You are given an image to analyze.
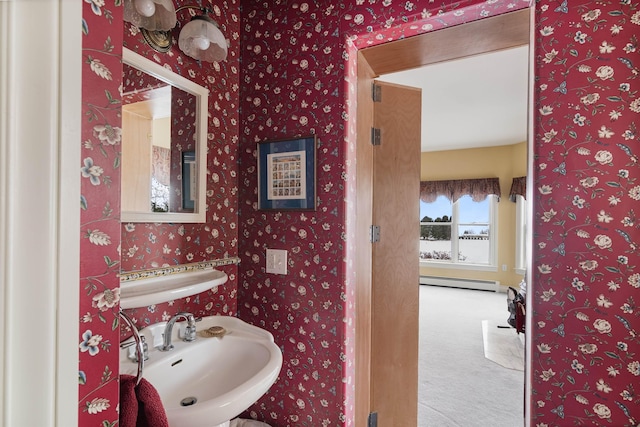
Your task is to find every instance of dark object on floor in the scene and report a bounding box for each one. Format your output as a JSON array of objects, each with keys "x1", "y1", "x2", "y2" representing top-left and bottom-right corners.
[{"x1": 507, "y1": 286, "x2": 526, "y2": 334}]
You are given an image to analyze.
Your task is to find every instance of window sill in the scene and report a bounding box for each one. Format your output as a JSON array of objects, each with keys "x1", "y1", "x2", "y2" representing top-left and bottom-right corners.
[{"x1": 419, "y1": 261, "x2": 497, "y2": 272}]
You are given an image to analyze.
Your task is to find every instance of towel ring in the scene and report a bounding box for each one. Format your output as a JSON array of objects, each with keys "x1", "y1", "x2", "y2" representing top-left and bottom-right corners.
[{"x1": 119, "y1": 310, "x2": 144, "y2": 386}]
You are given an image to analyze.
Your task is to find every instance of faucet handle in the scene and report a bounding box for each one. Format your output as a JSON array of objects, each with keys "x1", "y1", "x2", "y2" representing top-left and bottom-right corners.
[
  {"x1": 138, "y1": 335, "x2": 149, "y2": 361},
  {"x1": 183, "y1": 324, "x2": 197, "y2": 342},
  {"x1": 182, "y1": 313, "x2": 199, "y2": 342},
  {"x1": 126, "y1": 335, "x2": 149, "y2": 362}
]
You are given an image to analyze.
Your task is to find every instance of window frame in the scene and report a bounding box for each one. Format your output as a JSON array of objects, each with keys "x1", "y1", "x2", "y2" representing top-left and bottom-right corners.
[
  {"x1": 514, "y1": 195, "x2": 527, "y2": 275},
  {"x1": 419, "y1": 194, "x2": 498, "y2": 271}
]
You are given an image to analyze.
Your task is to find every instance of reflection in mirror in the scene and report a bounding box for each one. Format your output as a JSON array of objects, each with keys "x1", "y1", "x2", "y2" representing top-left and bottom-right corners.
[{"x1": 121, "y1": 47, "x2": 208, "y2": 223}]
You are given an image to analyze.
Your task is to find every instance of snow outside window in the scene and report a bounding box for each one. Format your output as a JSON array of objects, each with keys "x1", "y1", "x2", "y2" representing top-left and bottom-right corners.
[
  {"x1": 419, "y1": 194, "x2": 497, "y2": 270},
  {"x1": 515, "y1": 195, "x2": 528, "y2": 275}
]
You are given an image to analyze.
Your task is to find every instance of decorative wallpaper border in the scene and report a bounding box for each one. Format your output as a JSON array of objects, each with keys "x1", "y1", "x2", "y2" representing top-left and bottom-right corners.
[{"x1": 119, "y1": 257, "x2": 241, "y2": 283}]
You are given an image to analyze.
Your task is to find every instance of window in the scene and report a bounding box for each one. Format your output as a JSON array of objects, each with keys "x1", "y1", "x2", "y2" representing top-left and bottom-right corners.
[
  {"x1": 420, "y1": 194, "x2": 497, "y2": 268},
  {"x1": 514, "y1": 195, "x2": 528, "y2": 274}
]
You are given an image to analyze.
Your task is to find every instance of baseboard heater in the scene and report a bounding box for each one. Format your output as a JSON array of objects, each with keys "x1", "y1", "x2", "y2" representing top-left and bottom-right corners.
[{"x1": 420, "y1": 275, "x2": 499, "y2": 292}]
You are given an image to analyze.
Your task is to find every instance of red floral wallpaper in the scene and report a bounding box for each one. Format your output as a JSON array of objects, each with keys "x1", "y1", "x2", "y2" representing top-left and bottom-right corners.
[
  {"x1": 169, "y1": 88, "x2": 196, "y2": 212},
  {"x1": 80, "y1": 0, "x2": 240, "y2": 424},
  {"x1": 531, "y1": 2, "x2": 640, "y2": 425},
  {"x1": 120, "y1": 0, "x2": 240, "y2": 273},
  {"x1": 119, "y1": 0, "x2": 241, "y2": 325},
  {"x1": 240, "y1": 0, "x2": 639, "y2": 426},
  {"x1": 238, "y1": 0, "x2": 349, "y2": 424},
  {"x1": 78, "y1": 0, "x2": 639, "y2": 425},
  {"x1": 238, "y1": 1, "x2": 533, "y2": 426},
  {"x1": 79, "y1": 2, "x2": 123, "y2": 425}
]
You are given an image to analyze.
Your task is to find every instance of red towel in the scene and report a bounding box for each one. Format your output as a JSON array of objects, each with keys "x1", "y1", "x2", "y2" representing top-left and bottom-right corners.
[{"x1": 120, "y1": 375, "x2": 169, "y2": 427}]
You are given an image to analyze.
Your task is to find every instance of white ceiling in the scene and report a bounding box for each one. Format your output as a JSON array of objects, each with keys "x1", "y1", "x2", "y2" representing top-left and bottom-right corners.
[{"x1": 376, "y1": 45, "x2": 529, "y2": 152}]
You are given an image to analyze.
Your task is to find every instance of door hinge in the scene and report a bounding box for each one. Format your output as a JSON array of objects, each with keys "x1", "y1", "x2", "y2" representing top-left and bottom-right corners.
[
  {"x1": 371, "y1": 127, "x2": 381, "y2": 146},
  {"x1": 370, "y1": 225, "x2": 381, "y2": 243},
  {"x1": 368, "y1": 412, "x2": 378, "y2": 427},
  {"x1": 372, "y1": 83, "x2": 382, "y2": 102}
]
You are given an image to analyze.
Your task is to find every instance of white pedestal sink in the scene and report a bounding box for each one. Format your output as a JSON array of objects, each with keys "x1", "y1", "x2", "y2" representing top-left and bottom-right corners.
[{"x1": 120, "y1": 315, "x2": 282, "y2": 427}]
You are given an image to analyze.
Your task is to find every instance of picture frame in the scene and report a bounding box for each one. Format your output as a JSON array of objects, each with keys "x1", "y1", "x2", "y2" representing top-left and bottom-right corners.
[
  {"x1": 181, "y1": 150, "x2": 196, "y2": 211},
  {"x1": 257, "y1": 135, "x2": 317, "y2": 211}
]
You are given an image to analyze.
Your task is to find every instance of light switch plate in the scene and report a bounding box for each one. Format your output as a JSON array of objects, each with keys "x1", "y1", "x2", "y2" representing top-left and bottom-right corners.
[{"x1": 266, "y1": 249, "x2": 287, "y2": 275}]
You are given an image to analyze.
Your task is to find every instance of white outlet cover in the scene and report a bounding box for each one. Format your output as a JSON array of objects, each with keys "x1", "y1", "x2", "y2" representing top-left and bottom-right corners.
[{"x1": 266, "y1": 249, "x2": 287, "y2": 275}]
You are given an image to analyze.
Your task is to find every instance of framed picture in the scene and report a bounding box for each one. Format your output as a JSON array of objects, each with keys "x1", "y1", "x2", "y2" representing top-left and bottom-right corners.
[
  {"x1": 257, "y1": 135, "x2": 317, "y2": 211},
  {"x1": 181, "y1": 151, "x2": 196, "y2": 211}
]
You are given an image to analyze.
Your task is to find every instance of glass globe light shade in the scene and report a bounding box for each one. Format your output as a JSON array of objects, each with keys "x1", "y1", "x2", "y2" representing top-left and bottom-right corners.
[
  {"x1": 178, "y1": 16, "x2": 228, "y2": 63},
  {"x1": 192, "y1": 36, "x2": 211, "y2": 51},
  {"x1": 123, "y1": 0, "x2": 176, "y2": 31},
  {"x1": 134, "y1": 0, "x2": 155, "y2": 17}
]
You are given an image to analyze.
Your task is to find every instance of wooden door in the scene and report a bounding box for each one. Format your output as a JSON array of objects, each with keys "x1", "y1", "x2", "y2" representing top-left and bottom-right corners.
[
  {"x1": 370, "y1": 80, "x2": 421, "y2": 425},
  {"x1": 121, "y1": 109, "x2": 152, "y2": 212},
  {"x1": 354, "y1": 51, "x2": 375, "y2": 426},
  {"x1": 357, "y1": 11, "x2": 529, "y2": 425}
]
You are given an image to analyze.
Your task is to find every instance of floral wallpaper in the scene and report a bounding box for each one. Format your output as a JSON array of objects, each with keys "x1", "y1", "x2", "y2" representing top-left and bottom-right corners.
[
  {"x1": 238, "y1": 1, "x2": 532, "y2": 426},
  {"x1": 120, "y1": 0, "x2": 240, "y2": 274},
  {"x1": 79, "y1": 0, "x2": 241, "y2": 425},
  {"x1": 119, "y1": 0, "x2": 241, "y2": 328},
  {"x1": 169, "y1": 87, "x2": 197, "y2": 212},
  {"x1": 77, "y1": 0, "x2": 639, "y2": 425},
  {"x1": 238, "y1": 1, "x2": 347, "y2": 424},
  {"x1": 240, "y1": 0, "x2": 639, "y2": 426},
  {"x1": 531, "y1": 1, "x2": 640, "y2": 426},
  {"x1": 79, "y1": 1, "x2": 123, "y2": 425}
]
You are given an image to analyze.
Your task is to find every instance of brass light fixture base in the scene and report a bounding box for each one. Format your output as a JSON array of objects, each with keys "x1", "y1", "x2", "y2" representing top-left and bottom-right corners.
[{"x1": 141, "y1": 28, "x2": 172, "y2": 53}]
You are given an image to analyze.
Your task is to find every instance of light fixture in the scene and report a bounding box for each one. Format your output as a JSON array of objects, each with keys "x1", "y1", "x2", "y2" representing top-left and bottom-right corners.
[
  {"x1": 178, "y1": 14, "x2": 228, "y2": 62},
  {"x1": 123, "y1": 0, "x2": 177, "y2": 31},
  {"x1": 126, "y1": 2, "x2": 228, "y2": 63}
]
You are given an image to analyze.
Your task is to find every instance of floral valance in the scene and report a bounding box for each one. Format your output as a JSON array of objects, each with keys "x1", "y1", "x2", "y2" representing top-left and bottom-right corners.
[
  {"x1": 509, "y1": 176, "x2": 527, "y2": 202},
  {"x1": 419, "y1": 178, "x2": 501, "y2": 203}
]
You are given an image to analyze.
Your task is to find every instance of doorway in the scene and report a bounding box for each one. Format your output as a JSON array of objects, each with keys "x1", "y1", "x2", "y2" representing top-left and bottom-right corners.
[
  {"x1": 355, "y1": 7, "x2": 532, "y2": 426},
  {"x1": 376, "y1": 41, "x2": 528, "y2": 425}
]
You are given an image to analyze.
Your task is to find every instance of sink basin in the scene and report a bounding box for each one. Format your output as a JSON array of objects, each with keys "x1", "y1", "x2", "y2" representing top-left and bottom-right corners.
[{"x1": 120, "y1": 315, "x2": 282, "y2": 427}]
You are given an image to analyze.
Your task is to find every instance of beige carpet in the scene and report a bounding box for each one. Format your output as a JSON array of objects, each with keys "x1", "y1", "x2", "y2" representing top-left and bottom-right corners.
[
  {"x1": 482, "y1": 319, "x2": 525, "y2": 371},
  {"x1": 418, "y1": 285, "x2": 525, "y2": 427}
]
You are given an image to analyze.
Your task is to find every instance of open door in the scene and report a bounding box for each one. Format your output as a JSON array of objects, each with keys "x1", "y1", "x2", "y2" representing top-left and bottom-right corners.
[
  {"x1": 370, "y1": 80, "x2": 422, "y2": 425},
  {"x1": 357, "y1": 10, "x2": 530, "y2": 425}
]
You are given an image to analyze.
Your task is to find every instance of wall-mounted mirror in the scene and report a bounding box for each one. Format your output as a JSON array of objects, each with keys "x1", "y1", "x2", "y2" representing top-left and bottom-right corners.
[{"x1": 121, "y1": 47, "x2": 208, "y2": 223}]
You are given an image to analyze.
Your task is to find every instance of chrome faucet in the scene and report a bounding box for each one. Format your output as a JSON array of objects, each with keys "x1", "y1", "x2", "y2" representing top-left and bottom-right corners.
[{"x1": 160, "y1": 312, "x2": 197, "y2": 351}]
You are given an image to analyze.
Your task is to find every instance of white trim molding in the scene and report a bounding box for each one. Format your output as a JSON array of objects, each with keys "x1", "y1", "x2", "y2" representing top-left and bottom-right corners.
[{"x1": 0, "y1": 1, "x2": 81, "y2": 426}]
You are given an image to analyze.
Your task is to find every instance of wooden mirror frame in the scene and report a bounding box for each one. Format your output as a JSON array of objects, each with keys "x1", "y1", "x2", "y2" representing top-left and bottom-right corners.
[{"x1": 121, "y1": 47, "x2": 208, "y2": 223}]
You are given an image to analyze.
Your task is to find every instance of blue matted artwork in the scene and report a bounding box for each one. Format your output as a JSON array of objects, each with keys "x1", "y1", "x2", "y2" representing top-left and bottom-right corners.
[{"x1": 257, "y1": 135, "x2": 317, "y2": 210}]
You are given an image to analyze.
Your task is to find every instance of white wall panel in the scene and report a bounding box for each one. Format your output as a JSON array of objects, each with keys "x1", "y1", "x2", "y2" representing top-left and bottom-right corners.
[{"x1": 0, "y1": 1, "x2": 80, "y2": 425}]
